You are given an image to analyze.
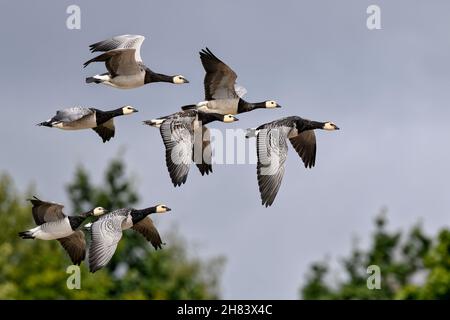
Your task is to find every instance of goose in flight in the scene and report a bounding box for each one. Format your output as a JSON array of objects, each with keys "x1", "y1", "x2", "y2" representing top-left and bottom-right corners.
[
  {"x1": 84, "y1": 35, "x2": 189, "y2": 89},
  {"x1": 37, "y1": 106, "x2": 138, "y2": 142},
  {"x1": 246, "y1": 117, "x2": 339, "y2": 207},
  {"x1": 144, "y1": 110, "x2": 239, "y2": 187},
  {"x1": 88, "y1": 204, "x2": 171, "y2": 273},
  {"x1": 181, "y1": 48, "x2": 281, "y2": 114},
  {"x1": 18, "y1": 197, "x2": 108, "y2": 265}
]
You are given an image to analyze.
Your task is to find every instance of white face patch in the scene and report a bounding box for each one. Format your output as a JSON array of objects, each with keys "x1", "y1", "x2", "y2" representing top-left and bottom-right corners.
[
  {"x1": 265, "y1": 100, "x2": 277, "y2": 108},
  {"x1": 173, "y1": 75, "x2": 187, "y2": 84},
  {"x1": 156, "y1": 205, "x2": 170, "y2": 213},
  {"x1": 323, "y1": 122, "x2": 337, "y2": 131},
  {"x1": 223, "y1": 115, "x2": 238, "y2": 123},
  {"x1": 122, "y1": 106, "x2": 136, "y2": 115},
  {"x1": 93, "y1": 207, "x2": 107, "y2": 216},
  {"x1": 54, "y1": 122, "x2": 65, "y2": 129}
]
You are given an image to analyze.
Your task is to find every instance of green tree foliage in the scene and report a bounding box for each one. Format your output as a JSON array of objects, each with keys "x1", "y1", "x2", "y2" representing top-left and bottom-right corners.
[
  {"x1": 300, "y1": 211, "x2": 450, "y2": 300},
  {"x1": 0, "y1": 157, "x2": 224, "y2": 299}
]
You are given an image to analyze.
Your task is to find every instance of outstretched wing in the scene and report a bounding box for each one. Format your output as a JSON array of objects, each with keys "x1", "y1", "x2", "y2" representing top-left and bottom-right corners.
[
  {"x1": 131, "y1": 217, "x2": 164, "y2": 250},
  {"x1": 234, "y1": 84, "x2": 247, "y2": 98},
  {"x1": 52, "y1": 107, "x2": 94, "y2": 124},
  {"x1": 194, "y1": 126, "x2": 212, "y2": 176},
  {"x1": 289, "y1": 130, "x2": 317, "y2": 168},
  {"x1": 199, "y1": 48, "x2": 239, "y2": 100},
  {"x1": 92, "y1": 119, "x2": 115, "y2": 143},
  {"x1": 256, "y1": 128, "x2": 289, "y2": 207},
  {"x1": 29, "y1": 196, "x2": 66, "y2": 225},
  {"x1": 88, "y1": 214, "x2": 126, "y2": 273},
  {"x1": 58, "y1": 230, "x2": 86, "y2": 265},
  {"x1": 159, "y1": 116, "x2": 194, "y2": 187},
  {"x1": 89, "y1": 34, "x2": 145, "y2": 62},
  {"x1": 83, "y1": 48, "x2": 141, "y2": 76}
]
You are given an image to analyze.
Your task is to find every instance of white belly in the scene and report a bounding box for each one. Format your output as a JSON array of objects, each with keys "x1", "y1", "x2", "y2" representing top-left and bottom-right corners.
[
  {"x1": 57, "y1": 116, "x2": 97, "y2": 130},
  {"x1": 198, "y1": 99, "x2": 239, "y2": 115},
  {"x1": 32, "y1": 217, "x2": 73, "y2": 240},
  {"x1": 107, "y1": 73, "x2": 145, "y2": 89},
  {"x1": 121, "y1": 214, "x2": 133, "y2": 230}
]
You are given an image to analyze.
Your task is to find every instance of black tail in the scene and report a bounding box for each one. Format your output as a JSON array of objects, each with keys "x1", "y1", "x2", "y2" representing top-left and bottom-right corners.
[
  {"x1": 181, "y1": 104, "x2": 197, "y2": 111},
  {"x1": 86, "y1": 77, "x2": 102, "y2": 84},
  {"x1": 18, "y1": 231, "x2": 34, "y2": 239},
  {"x1": 37, "y1": 121, "x2": 52, "y2": 127}
]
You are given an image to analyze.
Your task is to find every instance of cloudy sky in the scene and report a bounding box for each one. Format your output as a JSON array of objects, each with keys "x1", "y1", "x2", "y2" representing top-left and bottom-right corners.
[{"x1": 1, "y1": 0, "x2": 449, "y2": 299}]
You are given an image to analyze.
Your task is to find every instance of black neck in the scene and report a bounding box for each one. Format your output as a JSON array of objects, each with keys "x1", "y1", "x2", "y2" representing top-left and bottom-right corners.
[
  {"x1": 197, "y1": 112, "x2": 223, "y2": 125},
  {"x1": 237, "y1": 100, "x2": 265, "y2": 114},
  {"x1": 131, "y1": 207, "x2": 157, "y2": 224},
  {"x1": 298, "y1": 120, "x2": 325, "y2": 132},
  {"x1": 95, "y1": 108, "x2": 123, "y2": 125},
  {"x1": 146, "y1": 70, "x2": 173, "y2": 84},
  {"x1": 68, "y1": 215, "x2": 88, "y2": 230}
]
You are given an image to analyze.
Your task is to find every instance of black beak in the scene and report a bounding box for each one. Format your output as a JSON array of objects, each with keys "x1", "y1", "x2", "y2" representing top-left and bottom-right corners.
[
  {"x1": 166, "y1": 207, "x2": 172, "y2": 212},
  {"x1": 334, "y1": 126, "x2": 340, "y2": 130},
  {"x1": 183, "y1": 79, "x2": 190, "y2": 83},
  {"x1": 134, "y1": 109, "x2": 139, "y2": 113},
  {"x1": 234, "y1": 117, "x2": 239, "y2": 121},
  {"x1": 276, "y1": 105, "x2": 282, "y2": 108}
]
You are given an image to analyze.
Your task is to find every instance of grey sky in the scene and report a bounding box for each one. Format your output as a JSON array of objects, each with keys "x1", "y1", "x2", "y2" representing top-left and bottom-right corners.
[{"x1": 1, "y1": 0, "x2": 449, "y2": 299}]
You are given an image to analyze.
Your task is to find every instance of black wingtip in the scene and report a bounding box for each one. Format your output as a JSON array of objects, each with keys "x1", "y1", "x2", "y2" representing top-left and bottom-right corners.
[
  {"x1": 200, "y1": 47, "x2": 216, "y2": 59},
  {"x1": 83, "y1": 58, "x2": 94, "y2": 68},
  {"x1": 89, "y1": 265, "x2": 100, "y2": 273},
  {"x1": 262, "y1": 199, "x2": 274, "y2": 208},
  {"x1": 28, "y1": 196, "x2": 42, "y2": 205},
  {"x1": 172, "y1": 179, "x2": 187, "y2": 188}
]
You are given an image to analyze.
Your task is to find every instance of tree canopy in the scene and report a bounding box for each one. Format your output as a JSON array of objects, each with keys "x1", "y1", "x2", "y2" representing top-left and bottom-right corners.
[
  {"x1": 300, "y1": 211, "x2": 450, "y2": 300},
  {"x1": 0, "y1": 157, "x2": 224, "y2": 299}
]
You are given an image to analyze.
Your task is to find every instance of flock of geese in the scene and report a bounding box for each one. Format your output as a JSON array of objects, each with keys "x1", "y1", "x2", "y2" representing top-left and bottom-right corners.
[
  {"x1": 20, "y1": 34, "x2": 339, "y2": 270},
  {"x1": 19, "y1": 197, "x2": 170, "y2": 272}
]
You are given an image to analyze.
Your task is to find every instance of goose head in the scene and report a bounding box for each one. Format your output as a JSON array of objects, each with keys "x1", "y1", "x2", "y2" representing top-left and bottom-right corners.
[
  {"x1": 222, "y1": 114, "x2": 239, "y2": 123},
  {"x1": 122, "y1": 106, "x2": 139, "y2": 115},
  {"x1": 323, "y1": 122, "x2": 340, "y2": 131},
  {"x1": 156, "y1": 204, "x2": 171, "y2": 214},
  {"x1": 172, "y1": 75, "x2": 189, "y2": 84},
  {"x1": 91, "y1": 207, "x2": 109, "y2": 216},
  {"x1": 264, "y1": 100, "x2": 281, "y2": 109}
]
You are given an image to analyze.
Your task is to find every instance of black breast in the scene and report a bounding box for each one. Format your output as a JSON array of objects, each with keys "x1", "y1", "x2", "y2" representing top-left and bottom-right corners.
[
  {"x1": 67, "y1": 216, "x2": 85, "y2": 230},
  {"x1": 94, "y1": 109, "x2": 119, "y2": 126}
]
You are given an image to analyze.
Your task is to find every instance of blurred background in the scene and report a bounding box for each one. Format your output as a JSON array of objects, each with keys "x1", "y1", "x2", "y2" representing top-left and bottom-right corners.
[{"x1": 0, "y1": 0, "x2": 449, "y2": 299}]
